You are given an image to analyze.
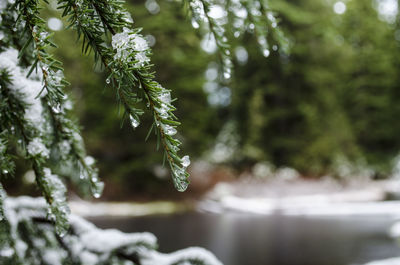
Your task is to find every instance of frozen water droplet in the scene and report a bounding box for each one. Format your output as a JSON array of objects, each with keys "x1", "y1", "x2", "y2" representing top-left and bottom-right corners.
[
  {"x1": 172, "y1": 168, "x2": 189, "y2": 192},
  {"x1": 158, "y1": 91, "x2": 171, "y2": 104},
  {"x1": 92, "y1": 181, "x2": 104, "y2": 198},
  {"x1": 181, "y1": 155, "x2": 191, "y2": 168},
  {"x1": 56, "y1": 226, "x2": 67, "y2": 237},
  {"x1": 129, "y1": 115, "x2": 140, "y2": 128},
  {"x1": 106, "y1": 78, "x2": 111, "y2": 84},
  {"x1": 191, "y1": 19, "x2": 200, "y2": 29},
  {"x1": 263, "y1": 49, "x2": 270, "y2": 57},
  {"x1": 40, "y1": 32, "x2": 48, "y2": 40},
  {"x1": 164, "y1": 125, "x2": 177, "y2": 136},
  {"x1": 223, "y1": 72, "x2": 231, "y2": 79},
  {"x1": 176, "y1": 181, "x2": 188, "y2": 192},
  {"x1": 52, "y1": 104, "x2": 62, "y2": 114}
]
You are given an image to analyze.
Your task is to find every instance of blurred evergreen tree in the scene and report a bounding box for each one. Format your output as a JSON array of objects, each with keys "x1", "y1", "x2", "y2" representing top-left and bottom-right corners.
[{"x1": 229, "y1": 0, "x2": 400, "y2": 177}]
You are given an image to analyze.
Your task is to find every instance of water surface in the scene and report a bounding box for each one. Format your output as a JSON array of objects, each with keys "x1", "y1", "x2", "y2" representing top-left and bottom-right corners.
[{"x1": 90, "y1": 212, "x2": 400, "y2": 265}]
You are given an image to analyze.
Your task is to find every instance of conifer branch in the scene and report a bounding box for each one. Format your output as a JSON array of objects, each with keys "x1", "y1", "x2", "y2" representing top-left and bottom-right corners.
[{"x1": 59, "y1": 0, "x2": 191, "y2": 191}]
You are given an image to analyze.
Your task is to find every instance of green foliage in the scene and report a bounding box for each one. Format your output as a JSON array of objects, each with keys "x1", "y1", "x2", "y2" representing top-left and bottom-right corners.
[{"x1": 229, "y1": 0, "x2": 400, "y2": 176}]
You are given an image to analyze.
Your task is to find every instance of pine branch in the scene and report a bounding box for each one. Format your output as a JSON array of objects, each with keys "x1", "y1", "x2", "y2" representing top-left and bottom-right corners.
[
  {"x1": 58, "y1": 0, "x2": 191, "y2": 191},
  {"x1": 0, "y1": 71, "x2": 70, "y2": 236},
  {"x1": 16, "y1": 0, "x2": 104, "y2": 198},
  {"x1": 186, "y1": 0, "x2": 233, "y2": 79}
]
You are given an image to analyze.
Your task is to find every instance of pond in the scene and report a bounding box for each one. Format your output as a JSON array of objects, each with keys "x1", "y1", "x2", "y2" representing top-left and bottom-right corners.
[{"x1": 90, "y1": 212, "x2": 400, "y2": 265}]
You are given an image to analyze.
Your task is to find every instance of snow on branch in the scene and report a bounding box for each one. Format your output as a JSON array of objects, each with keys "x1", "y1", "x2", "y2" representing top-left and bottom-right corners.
[{"x1": 0, "y1": 196, "x2": 223, "y2": 265}]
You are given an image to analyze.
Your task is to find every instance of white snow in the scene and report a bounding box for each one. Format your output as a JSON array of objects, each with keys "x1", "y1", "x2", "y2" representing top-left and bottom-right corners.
[
  {"x1": 134, "y1": 51, "x2": 150, "y2": 67},
  {"x1": 80, "y1": 229, "x2": 156, "y2": 253},
  {"x1": 0, "y1": 48, "x2": 51, "y2": 140},
  {"x1": 181, "y1": 155, "x2": 191, "y2": 168},
  {"x1": 364, "y1": 257, "x2": 400, "y2": 265},
  {"x1": 200, "y1": 179, "x2": 400, "y2": 217},
  {"x1": 142, "y1": 247, "x2": 223, "y2": 265},
  {"x1": 69, "y1": 214, "x2": 157, "y2": 253},
  {"x1": 43, "y1": 249, "x2": 64, "y2": 265},
  {"x1": 111, "y1": 27, "x2": 150, "y2": 65},
  {"x1": 388, "y1": 221, "x2": 400, "y2": 238},
  {"x1": 27, "y1": 138, "x2": 50, "y2": 158}
]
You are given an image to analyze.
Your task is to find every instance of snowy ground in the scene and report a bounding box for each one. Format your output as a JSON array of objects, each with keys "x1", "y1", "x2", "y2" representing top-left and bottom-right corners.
[
  {"x1": 198, "y1": 178, "x2": 400, "y2": 217},
  {"x1": 70, "y1": 178, "x2": 400, "y2": 217},
  {"x1": 69, "y1": 200, "x2": 191, "y2": 217},
  {"x1": 362, "y1": 257, "x2": 400, "y2": 265}
]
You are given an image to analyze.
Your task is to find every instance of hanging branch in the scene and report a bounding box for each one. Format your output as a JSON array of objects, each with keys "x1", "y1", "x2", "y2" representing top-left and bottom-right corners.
[
  {"x1": 58, "y1": 0, "x2": 191, "y2": 191},
  {"x1": 0, "y1": 69, "x2": 69, "y2": 236},
  {"x1": 16, "y1": 0, "x2": 104, "y2": 198},
  {"x1": 186, "y1": 0, "x2": 233, "y2": 79}
]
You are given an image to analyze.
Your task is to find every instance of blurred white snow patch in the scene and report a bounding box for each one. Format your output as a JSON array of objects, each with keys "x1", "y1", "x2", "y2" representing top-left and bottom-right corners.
[
  {"x1": 207, "y1": 5, "x2": 226, "y2": 19},
  {"x1": 333, "y1": 1, "x2": 346, "y2": 14},
  {"x1": 43, "y1": 249, "x2": 65, "y2": 265},
  {"x1": 333, "y1": 155, "x2": 375, "y2": 182},
  {"x1": 206, "y1": 182, "x2": 234, "y2": 200},
  {"x1": 79, "y1": 251, "x2": 98, "y2": 265},
  {"x1": 390, "y1": 154, "x2": 400, "y2": 179},
  {"x1": 375, "y1": 0, "x2": 398, "y2": 24},
  {"x1": 141, "y1": 247, "x2": 223, "y2": 265},
  {"x1": 201, "y1": 195, "x2": 400, "y2": 216},
  {"x1": 363, "y1": 257, "x2": 400, "y2": 265},
  {"x1": 189, "y1": 160, "x2": 215, "y2": 187},
  {"x1": 275, "y1": 167, "x2": 300, "y2": 181},
  {"x1": 209, "y1": 121, "x2": 239, "y2": 163},
  {"x1": 388, "y1": 221, "x2": 400, "y2": 238},
  {"x1": 252, "y1": 162, "x2": 274, "y2": 179},
  {"x1": 201, "y1": 33, "x2": 217, "y2": 53},
  {"x1": 47, "y1": 17, "x2": 63, "y2": 31},
  {"x1": 153, "y1": 164, "x2": 169, "y2": 179},
  {"x1": 69, "y1": 200, "x2": 188, "y2": 217}
]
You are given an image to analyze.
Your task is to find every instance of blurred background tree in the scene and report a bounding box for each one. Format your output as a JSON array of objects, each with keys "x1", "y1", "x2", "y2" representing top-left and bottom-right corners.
[{"x1": 229, "y1": 0, "x2": 400, "y2": 178}]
